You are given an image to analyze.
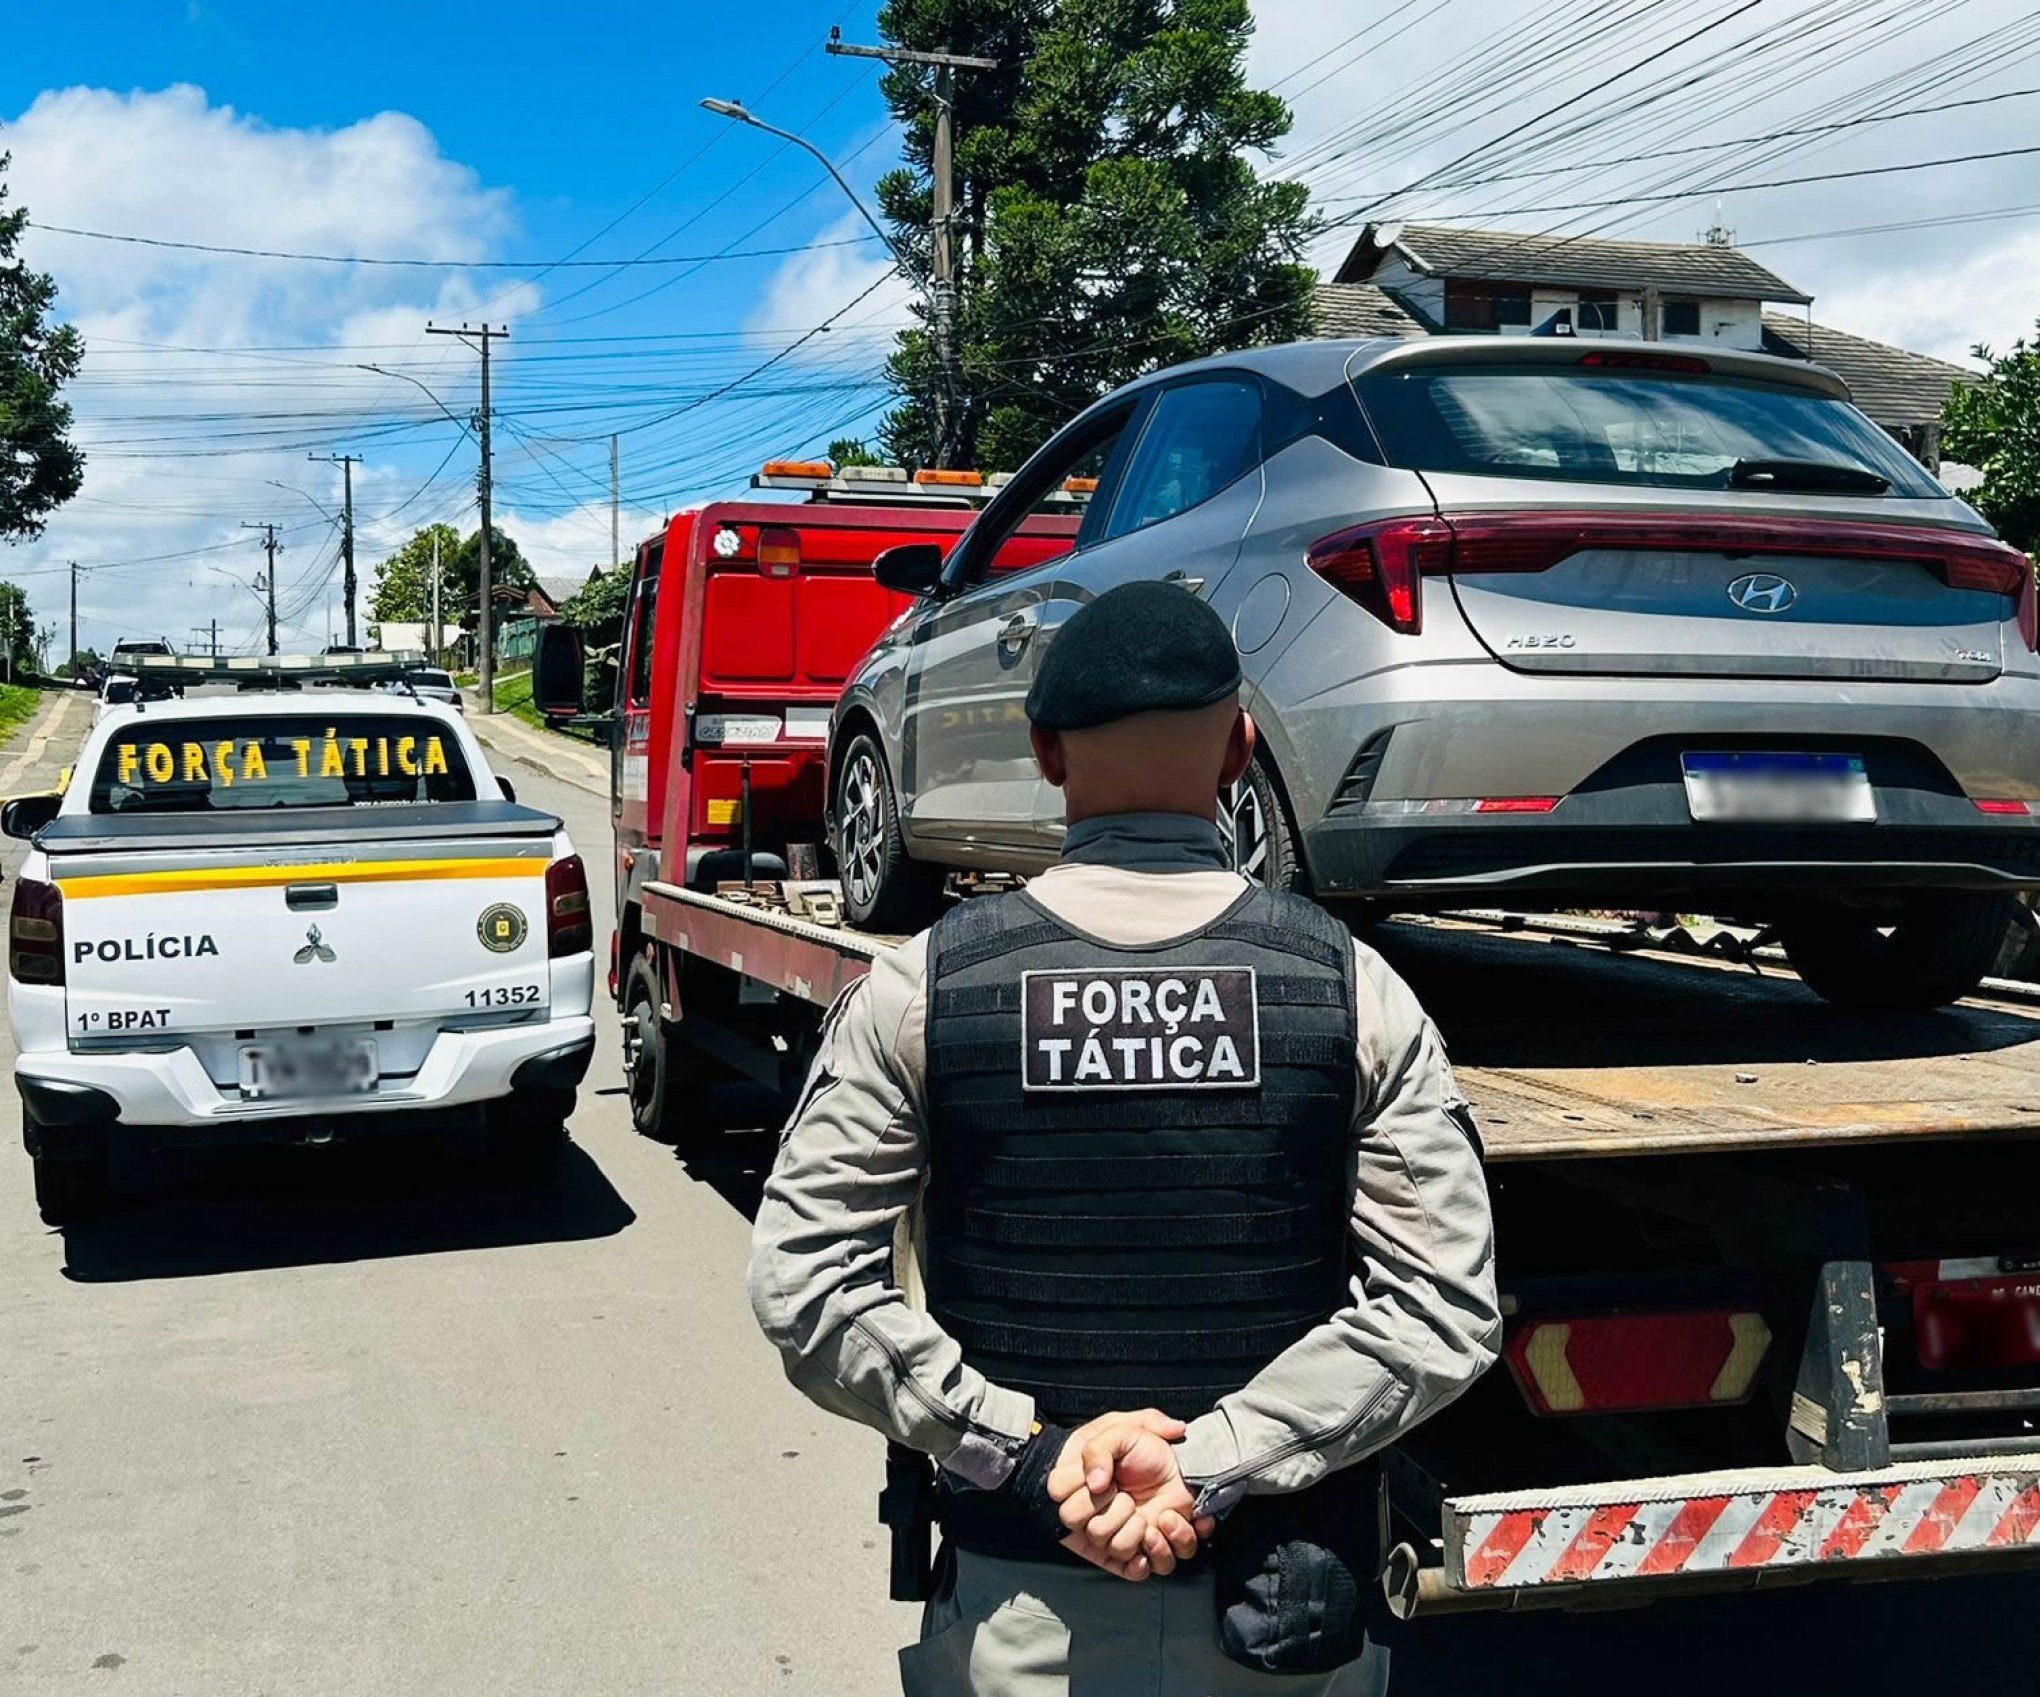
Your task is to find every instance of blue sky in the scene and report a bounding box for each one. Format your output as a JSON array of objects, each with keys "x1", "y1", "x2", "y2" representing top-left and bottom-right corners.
[{"x1": 6, "y1": 0, "x2": 2038, "y2": 654}]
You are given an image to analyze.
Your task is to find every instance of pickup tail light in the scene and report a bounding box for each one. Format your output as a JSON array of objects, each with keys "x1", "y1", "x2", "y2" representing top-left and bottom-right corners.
[
  {"x1": 9, "y1": 876, "x2": 65, "y2": 985},
  {"x1": 1505, "y1": 1310, "x2": 1772, "y2": 1416},
  {"x1": 546, "y1": 855, "x2": 594, "y2": 959}
]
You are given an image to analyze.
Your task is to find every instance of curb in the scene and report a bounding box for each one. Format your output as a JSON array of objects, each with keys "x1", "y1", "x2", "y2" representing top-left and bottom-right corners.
[
  {"x1": 0, "y1": 688, "x2": 85, "y2": 795},
  {"x1": 463, "y1": 695, "x2": 609, "y2": 798}
]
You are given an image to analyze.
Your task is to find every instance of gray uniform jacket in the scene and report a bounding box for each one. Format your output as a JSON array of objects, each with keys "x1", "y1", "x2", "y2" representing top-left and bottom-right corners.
[{"x1": 747, "y1": 816, "x2": 1502, "y2": 1518}]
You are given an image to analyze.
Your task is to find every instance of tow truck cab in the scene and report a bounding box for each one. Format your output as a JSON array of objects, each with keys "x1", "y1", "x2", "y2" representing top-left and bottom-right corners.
[{"x1": 553, "y1": 464, "x2": 1082, "y2": 1001}]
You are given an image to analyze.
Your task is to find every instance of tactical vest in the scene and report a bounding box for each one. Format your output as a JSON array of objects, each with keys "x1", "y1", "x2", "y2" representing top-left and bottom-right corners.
[{"x1": 921, "y1": 883, "x2": 1357, "y2": 1428}]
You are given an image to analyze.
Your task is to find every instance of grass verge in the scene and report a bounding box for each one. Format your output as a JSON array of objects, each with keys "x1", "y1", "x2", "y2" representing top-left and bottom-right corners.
[{"x1": 0, "y1": 683, "x2": 44, "y2": 748}]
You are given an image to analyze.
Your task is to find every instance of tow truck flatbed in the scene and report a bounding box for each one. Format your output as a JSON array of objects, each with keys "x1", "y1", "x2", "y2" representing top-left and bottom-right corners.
[{"x1": 641, "y1": 881, "x2": 2040, "y2": 1162}]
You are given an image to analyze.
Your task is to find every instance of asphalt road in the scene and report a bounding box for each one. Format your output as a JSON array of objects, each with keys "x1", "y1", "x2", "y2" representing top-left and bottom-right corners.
[{"x1": 3, "y1": 693, "x2": 2035, "y2": 1694}]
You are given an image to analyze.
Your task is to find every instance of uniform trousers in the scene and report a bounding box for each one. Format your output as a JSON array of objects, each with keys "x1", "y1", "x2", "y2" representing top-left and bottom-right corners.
[{"x1": 899, "y1": 1546, "x2": 1390, "y2": 1697}]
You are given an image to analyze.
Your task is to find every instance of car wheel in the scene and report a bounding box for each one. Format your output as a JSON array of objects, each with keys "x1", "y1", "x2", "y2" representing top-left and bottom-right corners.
[
  {"x1": 32, "y1": 1148, "x2": 109, "y2": 1226},
  {"x1": 834, "y1": 731, "x2": 945, "y2": 931},
  {"x1": 1777, "y1": 892, "x2": 2019, "y2": 1010},
  {"x1": 1221, "y1": 751, "x2": 1309, "y2": 894}
]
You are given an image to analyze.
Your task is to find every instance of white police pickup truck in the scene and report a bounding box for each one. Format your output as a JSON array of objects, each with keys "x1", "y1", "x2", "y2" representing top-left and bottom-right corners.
[{"x1": 4, "y1": 654, "x2": 596, "y2": 1222}]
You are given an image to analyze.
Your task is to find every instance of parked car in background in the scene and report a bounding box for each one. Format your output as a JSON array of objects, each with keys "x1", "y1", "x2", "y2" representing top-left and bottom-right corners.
[
  {"x1": 831, "y1": 336, "x2": 2040, "y2": 1009},
  {"x1": 389, "y1": 667, "x2": 462, "y2": 710}
]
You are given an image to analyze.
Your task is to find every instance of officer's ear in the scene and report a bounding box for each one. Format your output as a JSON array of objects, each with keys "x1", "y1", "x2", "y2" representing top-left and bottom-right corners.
[
  {"x1": 1218, "y1": 709, "x2": 1256, "y2": 790},
  {"x1": 1031, "y1": 722, "x2": 1069, "y2": 788}
]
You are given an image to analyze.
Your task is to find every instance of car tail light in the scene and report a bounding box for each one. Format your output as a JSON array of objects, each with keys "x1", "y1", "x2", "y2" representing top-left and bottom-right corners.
[
  {"x1": 1577, "y1": 350, "x2": 1711, "y2": 375},
  {"x1": 1311, "y1": 511, "x2": 2039, "y2": 650},
  {"x1": 1974, "y1": 798, "x2": 2038, "y2": 817},
  {"x1": 1887, "y1": 1259, "x2": 2040, "y2": 1372},
  {"x1": 1505, "y1": 1310, "x2": 1772, "y2": 1416},
  {"x1": 1306, "y1": 517, "x2": 1453, "y2": 634},
  {"x1": 9, "y1": 876, "x2": 64, "y2": 985},
  {"x1": 546, "y1": 855, "x2": 593, "y2": 958},
  {"x1": 1474, "y1": 796, "x2": 1560, "y2": 814}
]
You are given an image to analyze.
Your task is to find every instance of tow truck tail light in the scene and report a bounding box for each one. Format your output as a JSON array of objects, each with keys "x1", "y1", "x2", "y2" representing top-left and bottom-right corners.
[
  {"x1": 9, "y1": 876, "x2": 64, "y2": 985},
  {"x1": 757, "y1": 526, "x2": 800, "y2": 577},
  {"x1": 1306, "y1": 518, "x2": 1453, "y2": 634},
  {"x1": 546, "y1": 855, "x2": 593, "y2": 958},
  {"x1": 1504, "y1": 1310, "x2": 1772, "y2": 1416}
]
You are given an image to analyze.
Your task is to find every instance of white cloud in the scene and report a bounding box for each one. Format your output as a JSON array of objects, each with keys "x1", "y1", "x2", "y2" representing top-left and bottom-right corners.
[
  {"x1": 744, "y1": 207, "x2": 915, "y2": 350},
  {"x1": 3, "y1": 85, "x2": 529, "y2": 656},
  {"x1": 495, "y1": 500, "x2": 670, "y2": 586}
]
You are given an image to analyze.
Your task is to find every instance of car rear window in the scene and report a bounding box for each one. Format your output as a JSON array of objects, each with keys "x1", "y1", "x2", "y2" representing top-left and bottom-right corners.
[
  {"x1": 1355, "y1": 362, "x2": 1943, "y2": 497},
  {"x1": 91, "y1": 715, "x2": 477, "y2": 813}
]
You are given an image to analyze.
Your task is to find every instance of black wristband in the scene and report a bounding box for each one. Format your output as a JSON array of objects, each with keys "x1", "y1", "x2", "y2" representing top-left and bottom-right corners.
[{"x1": 1004, "y1": 1423, "x2": 1074, "y2": 1546}]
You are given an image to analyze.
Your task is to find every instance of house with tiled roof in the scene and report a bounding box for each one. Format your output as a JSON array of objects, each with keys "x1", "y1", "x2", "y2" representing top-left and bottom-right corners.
[{"x1": 1314, "y1": 222, "x2": 1974, "y2": 469}]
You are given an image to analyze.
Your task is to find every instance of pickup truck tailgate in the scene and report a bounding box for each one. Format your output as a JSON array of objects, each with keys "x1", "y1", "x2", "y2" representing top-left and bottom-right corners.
[{"x1": 43, "y1": 803, "x2": 561, "y2": 1037}]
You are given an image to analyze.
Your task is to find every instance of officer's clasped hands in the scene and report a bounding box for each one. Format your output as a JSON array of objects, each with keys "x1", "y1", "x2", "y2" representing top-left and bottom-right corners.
[{"x1": 1048, "y1": 1409, "x2": 1217, "y2": 1582}]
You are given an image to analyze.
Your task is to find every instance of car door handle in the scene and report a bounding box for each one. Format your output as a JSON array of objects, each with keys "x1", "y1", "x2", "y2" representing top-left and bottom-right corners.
[
  {"x1": 1163, "y1": 570, "x2": 1206, "y2": 594},
  {"x1": 997, "y1": 613, "x2": 1038, "y2": 652}
]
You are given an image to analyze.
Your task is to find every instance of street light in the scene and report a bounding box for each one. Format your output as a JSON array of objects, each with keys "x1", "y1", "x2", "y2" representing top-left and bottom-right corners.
[
  {"x1": 357, "y1": 364, "x2": 473, "y2": 437},
  {"x1": 699, "y1": 95, "x2": 958, "y2": 461},
  {"x1": 699, "y1": 99, "x2": 912, "y2": 275}
]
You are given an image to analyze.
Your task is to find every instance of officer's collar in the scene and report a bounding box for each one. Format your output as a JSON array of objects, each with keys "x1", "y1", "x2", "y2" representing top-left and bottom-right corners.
[{"x1": 1057, "y1": 811, "x2": 1231, "y2": 873}]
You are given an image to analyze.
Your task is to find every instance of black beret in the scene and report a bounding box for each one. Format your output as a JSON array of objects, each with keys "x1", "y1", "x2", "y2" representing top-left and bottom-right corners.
[{"x1": 1025, "y1": 580, "x2": 1243, "y2": 730}]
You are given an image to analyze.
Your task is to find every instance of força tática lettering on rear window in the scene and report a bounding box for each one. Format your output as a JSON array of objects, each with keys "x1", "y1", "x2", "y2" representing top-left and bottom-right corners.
[{"x1": 90, "y1": 716, "x2": 478, "y2": 812}]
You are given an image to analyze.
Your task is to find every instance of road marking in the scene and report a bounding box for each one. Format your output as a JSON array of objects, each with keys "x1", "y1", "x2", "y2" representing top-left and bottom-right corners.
[{"x1": 0, "y1": 690, "x2": 84, "y2": 796}]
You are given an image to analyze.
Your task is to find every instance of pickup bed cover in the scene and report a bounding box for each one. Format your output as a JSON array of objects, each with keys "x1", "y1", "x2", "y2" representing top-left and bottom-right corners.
[
  {"x1": 34, "y1": 798, "x2": 563, "y2": 856},
  {"x1": 642, "y1": 882, "x2": 2040, "y2": 1162}
]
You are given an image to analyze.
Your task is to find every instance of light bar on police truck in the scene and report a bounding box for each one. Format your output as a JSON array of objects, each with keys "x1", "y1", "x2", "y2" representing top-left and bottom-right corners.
[{"x1": 130, "y1": 651, "x2": 429, "y2": 685}]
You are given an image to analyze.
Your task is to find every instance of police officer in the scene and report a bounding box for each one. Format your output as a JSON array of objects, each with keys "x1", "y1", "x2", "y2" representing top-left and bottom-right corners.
[{"x1": 750, "y1": 581, "x2": 1499, "y2": 1695}]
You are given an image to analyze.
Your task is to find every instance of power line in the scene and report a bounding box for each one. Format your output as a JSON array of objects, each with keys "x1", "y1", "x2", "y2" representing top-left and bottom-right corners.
[{"x1": 25, "y1": 221, "x2": 871, "y2": 268}]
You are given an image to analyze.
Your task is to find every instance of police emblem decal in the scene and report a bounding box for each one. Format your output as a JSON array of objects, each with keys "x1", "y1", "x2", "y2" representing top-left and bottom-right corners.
[
  {"x1": 1020, "y1": 967, "x2": 1261, "y2": 1092},
  {"x1": 477, "y1": 903, "x2": 528, "y2": 954}
]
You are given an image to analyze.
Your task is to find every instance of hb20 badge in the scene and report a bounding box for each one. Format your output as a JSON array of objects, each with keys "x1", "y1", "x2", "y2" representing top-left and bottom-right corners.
[{"x1": 477, "y1": 902, "x2": 528, "y2": 954}]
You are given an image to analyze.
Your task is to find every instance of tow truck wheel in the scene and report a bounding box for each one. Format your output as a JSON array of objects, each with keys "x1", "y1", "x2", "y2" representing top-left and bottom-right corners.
[
  {"x1": 834, "y1": 733, "x2": 944, "y2": 932},
  {"x1": 1221, "y1": 751, "x2": 1308, "y2": 894},
  {"x1": 32, "y1": 1149, "x2": 109, "y2": 1225},
  {"x1": 1777, "y1": 892, "x2": 2019, "y2": 1010},
  {"x1": 621, "y1": 951, "x2": 674, "y2": 1140}
]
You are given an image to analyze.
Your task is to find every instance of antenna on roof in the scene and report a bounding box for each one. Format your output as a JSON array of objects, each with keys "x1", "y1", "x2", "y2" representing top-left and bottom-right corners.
[{"x1": 1701, "y1": 200, "x2": 1735, "y2": 247}]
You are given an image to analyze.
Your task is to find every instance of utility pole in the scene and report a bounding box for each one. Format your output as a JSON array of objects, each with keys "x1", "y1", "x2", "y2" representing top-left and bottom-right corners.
[
  {"x1": 610, "y1": 434, "x2": 621, "y2": 573},
  {"x1": 430, "y1": 530, "x2": 443, "y2": 669},
  {"x1": 189, "y1": 620, "x2": 219, "y2": 658},
  {"x1": 68, "y1": 561, "x2": 77, "y2": 679},
  {"x1": 241, "y1": 522, "x2": 281, "y2": 655},
  {"x1": 426, "y1": 322, "x2": 508, "y2": 711},
  {"x1": 311, "y1": 452, "x2": 362, "y2": 646},
  {"x1": 826, "y1": 30, "x2": 997, "y2": 468}
]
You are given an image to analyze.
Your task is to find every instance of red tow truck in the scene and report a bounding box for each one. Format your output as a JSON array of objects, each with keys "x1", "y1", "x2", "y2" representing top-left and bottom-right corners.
[{"x1": 535, "y1": 460, "x2": 2040, "y2": 1622}]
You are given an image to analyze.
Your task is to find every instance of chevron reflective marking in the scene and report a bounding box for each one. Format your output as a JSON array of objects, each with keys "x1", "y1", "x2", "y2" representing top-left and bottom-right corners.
[{"x1": 1447, "y1": 1456, "x2": 2040, "y2": 1590}]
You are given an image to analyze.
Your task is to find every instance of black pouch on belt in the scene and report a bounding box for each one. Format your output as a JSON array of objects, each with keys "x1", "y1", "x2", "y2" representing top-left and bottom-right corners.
[{"x1": 1212, "y1": 1464, "x2": 1390, "y2": 1684}]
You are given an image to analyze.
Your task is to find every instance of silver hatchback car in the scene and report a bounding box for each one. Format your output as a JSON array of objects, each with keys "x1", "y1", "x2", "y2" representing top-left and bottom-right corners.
[{"x1": 830, "y1": 336, "x2": 2039, "y2": 1008}]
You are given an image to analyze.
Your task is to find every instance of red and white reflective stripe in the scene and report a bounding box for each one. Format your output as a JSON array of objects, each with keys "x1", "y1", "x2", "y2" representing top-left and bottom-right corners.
[{"x1": 1452, "y1": 1459, "x2": 2040, "y2": 1590}]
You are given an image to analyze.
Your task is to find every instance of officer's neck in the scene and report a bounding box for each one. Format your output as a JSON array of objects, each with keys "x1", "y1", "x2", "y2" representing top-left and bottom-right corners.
[{"x1": 1057, "y1": 810, "x2": 1230, "y2": 873}]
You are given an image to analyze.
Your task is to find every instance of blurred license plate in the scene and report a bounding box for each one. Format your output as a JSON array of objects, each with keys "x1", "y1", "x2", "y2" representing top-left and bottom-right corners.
[
  {"x1": 1681, "y1": 752, "x2": 1874, "y2": 823},
  {"x1": 238, "y1": 1038, "x2": 377, "y2": 1101}
]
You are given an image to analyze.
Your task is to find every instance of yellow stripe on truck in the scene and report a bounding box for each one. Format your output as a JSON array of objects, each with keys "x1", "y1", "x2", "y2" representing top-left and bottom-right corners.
[{"x1": 56, "y1": 856, "x2": 548, "y2": 900}]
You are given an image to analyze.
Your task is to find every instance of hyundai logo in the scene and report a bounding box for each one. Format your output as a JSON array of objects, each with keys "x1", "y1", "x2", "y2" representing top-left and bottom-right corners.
[{"x1": 1726, "y1": 572, "x2": 1798, "y2": 614}]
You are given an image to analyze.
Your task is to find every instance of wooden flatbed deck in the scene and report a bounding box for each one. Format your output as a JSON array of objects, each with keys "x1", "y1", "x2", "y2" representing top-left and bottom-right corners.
[{"x1": 643, "y1": 883, "x2": 2040, "y2": 1163}]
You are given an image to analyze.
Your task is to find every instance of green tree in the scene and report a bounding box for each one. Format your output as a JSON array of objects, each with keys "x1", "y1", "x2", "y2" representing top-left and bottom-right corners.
[
  {"x1": 1944, "y1": 325, "x2": 2040, "y2": 551},
  {"x1": 0, "y1": 581, "x2": 35, "y2": 665},
  {"x1": 829, "y1": 436, "x2": 882, "y2": 468},
  {"x1": 1, "y1": 153, "x2": 85, "y2": 541},
  {"x1": 557, "y1": 564, "x2": 631, "y2": 645},
  {"x1": 369, "y1": 522, "x2": 534, "y2": 628},
  {"x1": 872, "y1": 0, "x2": 1315, "y2": 470}
]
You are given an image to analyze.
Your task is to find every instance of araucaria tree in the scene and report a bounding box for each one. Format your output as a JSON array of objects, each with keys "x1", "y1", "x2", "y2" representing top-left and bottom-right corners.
[
  {"x1": 0, "y1": 153, "x2": 86, "y2": 541},
  {"x1": 874, "y1": 0, "x2": 1316, "y2": 471}
]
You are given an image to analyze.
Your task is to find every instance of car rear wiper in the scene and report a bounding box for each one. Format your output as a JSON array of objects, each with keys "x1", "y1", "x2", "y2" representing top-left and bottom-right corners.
[{"x1": 1727, "y1": 457, "x2": 1890, "y2": 494}]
